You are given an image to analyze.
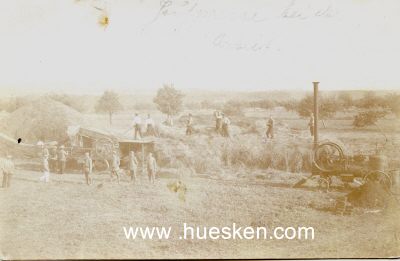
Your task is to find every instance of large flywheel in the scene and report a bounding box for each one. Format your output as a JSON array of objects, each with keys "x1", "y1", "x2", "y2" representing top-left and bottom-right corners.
[{"x1": 313, "y1": 142, "x2": 345, "y2": 173}]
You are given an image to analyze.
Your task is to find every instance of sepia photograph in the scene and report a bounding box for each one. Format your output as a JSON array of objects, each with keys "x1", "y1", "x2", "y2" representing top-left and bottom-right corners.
[{"x1": 0, "y1": 0, "x2": 399, "y2": 259}]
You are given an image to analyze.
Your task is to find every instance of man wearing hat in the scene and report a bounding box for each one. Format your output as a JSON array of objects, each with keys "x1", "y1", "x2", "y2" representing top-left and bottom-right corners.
[
  {"x1": 266, "y1": 115, "x2": 274, "y2": 139},
  {"x1": 128, "y1": 151, "x2": 139, "y2": 183},
  {"x1": 49, "y1": 146, "x2": 58, "y2": 172},
  {"x1": 83, "y1": 152, "x2": 93, "y2": 185},
  {"x1": 308, "y1": 113, "x2": 314, "y2": 137},
  {"x1": 222, "y1": 114, "x2": 231, "y2": 137},
  {"x1": 2, "y1": 155, "x2": 15, "y2": 188},
  {"x1": 132, "y1": 113, "x2": 142, "y2": 140},
  {"x1": 145, "y1": 114, "x2": 156, "y2": 136},
  {"x1": 37, "y1": 141, "x2": 49, "y2": 159},
  {"x1": 186, "y1": 113, "x2": 193, "y2": 136},
  {"x1": 40, "y1": 154, "x2": 50, "y2": 182},
  {"x1": 214, "y1": 110, "x2": 223, "y2": 133},
  {"x1": 58, "y1": 145, "x2": 68, "y2": 174},
  {"x1": 111, "y1": 151, "x2": 121, "y2": 184},
  {"x1": 146, "y1": 152, "x2": 157, "y2": 184}
]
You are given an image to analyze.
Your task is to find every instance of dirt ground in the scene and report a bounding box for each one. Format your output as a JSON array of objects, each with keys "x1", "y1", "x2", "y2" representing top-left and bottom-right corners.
[{"x1": 1, "y1": 168, "x2": 399, "y2": 259}]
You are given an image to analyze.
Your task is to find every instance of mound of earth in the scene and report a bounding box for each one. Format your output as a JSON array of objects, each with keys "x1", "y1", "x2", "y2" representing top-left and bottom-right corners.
[
  {"x1": 347, "y1": 181, "x2": 392, "y2": 208},
  {"x1": 0, "y1": 97, "x2": 82, "y2": 143}
]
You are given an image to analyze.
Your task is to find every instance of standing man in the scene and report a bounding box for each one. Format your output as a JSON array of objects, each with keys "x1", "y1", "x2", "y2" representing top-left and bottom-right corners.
[
  {"x1": 49, "y1": 146, "x2": 58, "y2": 172},
  {"x1": 145, "y1": 114, "x2": 156, "y2": 136},
  {"x1": 186, "y1": 113, "x2": 193, "y2": 136},
  {"x1": 214, "y1": 110, "x2": 223, "y2": 133},
  {"x1": 40, "y1": 154, "x2": 50, "y2": 183},
  {"x1": 308, "y1": 113, "x2": 314, "y2": 137},
  {"x1": 42, "y1": 144, "x2": 49, "y2": 159},
  {"x1": 222, "y1": 114, "x2": 231, "y2": 137},
  {"x1": 111, "y1": 151, "x2": 121, "y2": 184},
  {"x1": 266, "y1": 116, "x2": 274, "y2": 139},
  {"x1": 132, "y1": 113, "x2": 142, "y2": 140},
  {"x1": 58, "y1": 145, "x2": 68, "y2": 174},
  {"x1": 1, "y1": 155, "x2": 15, "y2": 188},
  {"x1": 147, "y1": 152, "x2": 157, "y2": 184},
  {"x1": 128, "y1": 151, "x2": 139, "y2": 183},
  {"x1": 83, "y1": 152, "x2": 93, "y2": 185}
]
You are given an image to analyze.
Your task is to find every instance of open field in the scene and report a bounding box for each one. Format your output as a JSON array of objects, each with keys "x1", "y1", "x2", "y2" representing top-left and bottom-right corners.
[
  {"x1": 1, "y1": 168, "x2": 399, "y2": 259},
  {"x1": 1, "y1": 106, "x2": 400, "y2": 259},
  {"x1": 2, "y1": 0, "x2": 400, "y2": 258}
]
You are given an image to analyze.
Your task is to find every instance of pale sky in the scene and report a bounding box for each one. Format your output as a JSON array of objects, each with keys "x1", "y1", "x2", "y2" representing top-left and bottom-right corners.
[{"x1": 0, "y1": 0, "x2": 399, "y2": 95}]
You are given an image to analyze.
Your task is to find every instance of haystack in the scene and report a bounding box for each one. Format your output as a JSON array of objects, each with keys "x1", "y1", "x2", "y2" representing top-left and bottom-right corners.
[{"x1": 0, "y1": 97, "x2": 82, "y2": 143}]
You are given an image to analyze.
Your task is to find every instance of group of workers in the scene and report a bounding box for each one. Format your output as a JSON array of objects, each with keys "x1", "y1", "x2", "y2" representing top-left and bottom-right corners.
[
  {"x1": 184, "y1": 110, "x2": 314, "y2": 140},
  {"x1": 37, "y1": 144, "x2": 158, "y2": 186},
  {"x1": 214, "y1": 111, "x2": 231, "y2": 137},
  {"x1": 38, "y1": 143, "x2": 68, "y2": 183},
  {"x1": 108, "y1": 150, "x2": 158, "y2": 185},
  {"x1": 45, "y1": 144, "x2": 69, "y2": 174},
  {"x1": 131, "y1": 113, "x2": 157, "y2": 139},
  {"x1": 2, "y1": 110, "x2": 316, "y2": 188},
  {"x1": 265, "y1": 113, "x2": 314, "y2": 140},
  {"x1": 184, "y1": 111, "x2": 232, "y2": 137}
]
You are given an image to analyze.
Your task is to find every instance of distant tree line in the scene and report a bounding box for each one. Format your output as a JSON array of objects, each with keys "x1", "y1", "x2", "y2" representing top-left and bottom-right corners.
[
  {"x1": 1, "y1": 89, "x2": 398, "y2": 131},
  {"x1": 195, "y1": 91, "x2": 400, "y2": 128}
]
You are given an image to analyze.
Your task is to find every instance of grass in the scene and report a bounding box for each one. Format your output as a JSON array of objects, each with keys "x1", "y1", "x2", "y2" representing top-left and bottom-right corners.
[
  {"x1": 80, "y1": 108, "x2": 400, "y2": 177},
  {"x1": 1, "y1": 107, "x2": 400, "y2": 259},
  {"x1": 1, "y1": 169, "x2": 399, "y2": 259}
]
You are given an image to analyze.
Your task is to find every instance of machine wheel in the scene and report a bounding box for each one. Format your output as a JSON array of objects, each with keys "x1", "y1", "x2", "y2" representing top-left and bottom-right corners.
[
  {"x1": 94, "y1": 138, "x2": 115, "y2": 159},
  {"x1": 313, "y1": 142, "x2": 345, "y2": 173},
  {"x1": 363, "y1": 171, "x2": 392, "y2": 191}
]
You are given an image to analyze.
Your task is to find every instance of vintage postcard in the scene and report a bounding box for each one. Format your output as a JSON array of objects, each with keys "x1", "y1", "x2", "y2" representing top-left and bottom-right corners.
[{"x1": 0, "y1": 0, "x2": 399, "y2": 259}]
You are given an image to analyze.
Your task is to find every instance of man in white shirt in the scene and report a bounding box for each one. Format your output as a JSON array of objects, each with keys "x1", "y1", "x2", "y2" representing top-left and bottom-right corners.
[
  {"x1": 214, "y1": 110, "x2": 223, "y2": 133},
  {"x1": 222, "y1": 114, "x2": 231, "y2": 137},
  {"x1": 40, "y1": 155, "x2": 50, "y2": 183},
  {"x1": 132, "y1": 113, "x2": 142, "y2": 139},
  {"x1": 1, "y1": 155, "x2": 15, "y2": 188},
  {"x1": 145, "y1": 114, "x2": 156, "y2": 136}
]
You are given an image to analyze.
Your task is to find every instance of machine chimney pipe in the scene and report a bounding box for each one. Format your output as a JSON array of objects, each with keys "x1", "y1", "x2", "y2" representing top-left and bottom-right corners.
[{"x1": 313, "y1": 82, "x2": 319, "y2": 149}]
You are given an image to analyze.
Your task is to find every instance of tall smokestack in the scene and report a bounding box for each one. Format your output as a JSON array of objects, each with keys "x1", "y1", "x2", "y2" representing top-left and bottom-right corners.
[{"x1": 313, "y1": 82, "x2": 319, "y2": 149}]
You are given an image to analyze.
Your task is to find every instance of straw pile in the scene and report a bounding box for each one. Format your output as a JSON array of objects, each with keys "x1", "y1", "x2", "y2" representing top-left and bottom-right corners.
[{"x1": 0, "y1": 97, "x2": 82, "y2": 143}]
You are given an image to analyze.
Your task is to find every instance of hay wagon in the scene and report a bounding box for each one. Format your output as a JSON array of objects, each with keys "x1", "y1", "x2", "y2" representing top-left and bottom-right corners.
[{"x1": 66, "y1": 126, "x2": 155, "y2": 172}]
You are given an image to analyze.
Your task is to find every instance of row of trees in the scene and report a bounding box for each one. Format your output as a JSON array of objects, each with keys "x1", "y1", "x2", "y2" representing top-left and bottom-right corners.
[
  {"x1": 2, "y1": 87, "x2": 397, "y2": 129},
  {"x1": 59, "y1": 88, "x2": 400, "y2": 127},
  {"x1": 95, "y1": 84, "x2": 184, "y2": 125},
  {"x1": 218, "y1": 92, "x2": 399, "y2": 126}
]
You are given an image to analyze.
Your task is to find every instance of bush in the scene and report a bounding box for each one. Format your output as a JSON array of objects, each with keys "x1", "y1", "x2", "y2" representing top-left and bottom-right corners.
[
  {"x1": 353, "y1": 110, "x2": 388, "y2": 128},
  {"x1": 296, "y1": 94, "x2": 339, "y2": 119}
]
